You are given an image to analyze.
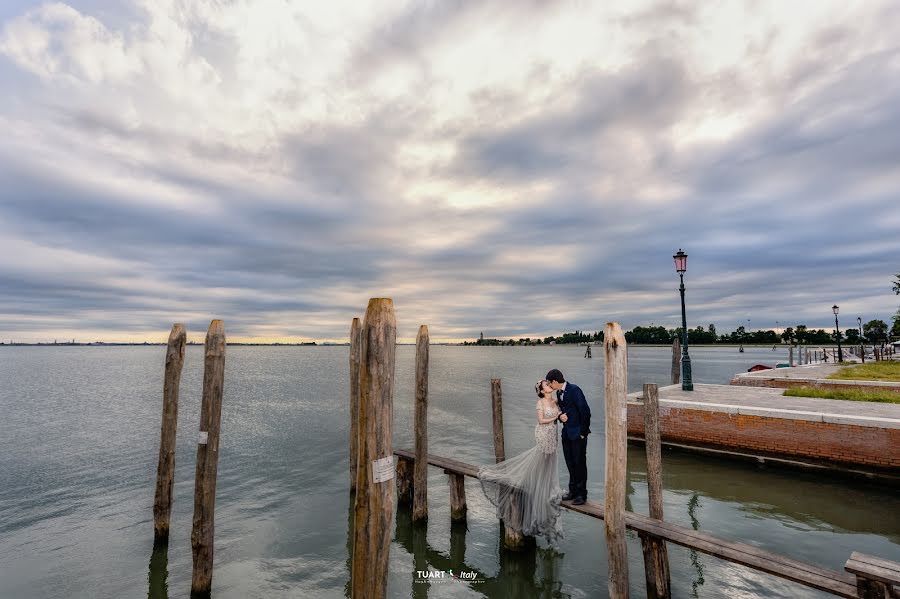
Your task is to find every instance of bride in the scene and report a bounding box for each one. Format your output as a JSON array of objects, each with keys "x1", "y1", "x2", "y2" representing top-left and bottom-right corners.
[{"x1": 477, "y1": 379, "x2": 564, "y2": 545}]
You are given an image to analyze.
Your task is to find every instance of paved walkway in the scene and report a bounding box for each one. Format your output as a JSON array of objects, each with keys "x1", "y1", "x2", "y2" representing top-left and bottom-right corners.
[
  {"x1": 627, "y1": 383, "x2": 900, "y2": 427},
  {"x1": 737, "y1": 363, "x2": 845, "y2": 380},
  {"x1": 733, "y1": 362, "x2": 900, "y2": 389}
]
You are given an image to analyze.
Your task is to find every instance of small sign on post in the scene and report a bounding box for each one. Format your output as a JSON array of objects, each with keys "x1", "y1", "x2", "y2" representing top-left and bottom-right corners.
[{"x1": 372, "y1": 456, "x2": 394, "y2": 484}]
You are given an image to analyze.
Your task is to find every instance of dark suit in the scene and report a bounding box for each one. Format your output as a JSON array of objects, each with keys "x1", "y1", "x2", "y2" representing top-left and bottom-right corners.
[{"x1": 557, "y1": 381, "x2": 591, "y2": 500}]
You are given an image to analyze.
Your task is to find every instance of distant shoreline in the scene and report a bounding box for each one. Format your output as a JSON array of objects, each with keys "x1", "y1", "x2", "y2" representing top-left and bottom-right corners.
[{"x1": 0, "y1": 342, "x2": 815, "y2": 348}]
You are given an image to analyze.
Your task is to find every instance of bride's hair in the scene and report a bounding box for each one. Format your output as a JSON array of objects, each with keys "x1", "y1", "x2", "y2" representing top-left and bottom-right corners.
[{"x1": 535, "y1": 380, "x2": 546, "y2": 398}]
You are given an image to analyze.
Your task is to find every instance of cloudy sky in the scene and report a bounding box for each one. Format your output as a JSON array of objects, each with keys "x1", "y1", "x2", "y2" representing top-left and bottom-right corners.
[{"x1": 1, "y1": 1, "x2": 898, "y2": 343}]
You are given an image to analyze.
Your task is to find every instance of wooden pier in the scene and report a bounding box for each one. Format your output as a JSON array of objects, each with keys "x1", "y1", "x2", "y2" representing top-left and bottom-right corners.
[
  {"x1": 370, "y1": 313, "x2": 898, "y2": 598},
  {"x1": 392, "y1": 447, "x2": 865, "y2": 597}
]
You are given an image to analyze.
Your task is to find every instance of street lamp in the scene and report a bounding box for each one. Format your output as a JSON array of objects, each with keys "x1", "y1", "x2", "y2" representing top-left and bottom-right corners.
[
  {"x1": 674, "y1": 249, "x2": 693, "y2": 391},
  {"x1": 857, "y1": 316, "x2": 864, "y2": 362},
  {"x1": 833, "y1": 305, "x2": 843, "y2": 362}
]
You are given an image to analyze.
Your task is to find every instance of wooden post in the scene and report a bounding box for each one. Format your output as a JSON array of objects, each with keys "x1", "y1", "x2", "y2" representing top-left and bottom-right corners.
[
  {"x1": 845, "y1": 552, "x2": 898, "y2": 599},
  {"x1": 491, "y1": 379, "x2": 505, "y2": 463},
  {"x1": 789, "y1": 346, "x2": 794, "y2": 367},
  {"x1": 413, "y1": 325, "x2": 429, "y2": 523},
  {"x1": 396, "y1": 457, "x2": 413, "y2": 506},
  {"x1": 860, "y1": 345, "x2": 865, "y2": 363},
  {"x1": 604, "y1": 322, "x2": 629, "y2": 599},
  {"x1": 154, "y1": 323, "x2": 186, "y2": 544},
  {"x1": 351, "y1": 299, "x2": 396, "y2": 599},
  {"x1": 671, "y1": 338, "x2": 681, "y2": 385},
  {"x1": 640, "y1": 383, "x2": 671, "y2": 599},
  {"x1": 490, "y1": 377, "x2": 525, "y2": 549},
  {"x1": 191, "y1": 320, "x2": 226, "y2": 597},
  {"x1": 855, "y1": 578, "x2": 889, "y2": 599},
  {"x1": 350, "y1": 318, "x2": 362, "y2": 493},
  {"x1": 448, "y1": 471, "x2": 466, "y2": 521}
]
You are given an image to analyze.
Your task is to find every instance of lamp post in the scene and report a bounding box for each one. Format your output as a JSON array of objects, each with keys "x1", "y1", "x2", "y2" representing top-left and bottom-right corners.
[
  {"x1": 833, "y1": 305, "x2": 843, "y2": 363},
  {"x1": 857, "y1": 316, "x2": 864, "y2": 362},
  {"x1": 674, "y1": 249, "x2": 693, "y2": 391}
]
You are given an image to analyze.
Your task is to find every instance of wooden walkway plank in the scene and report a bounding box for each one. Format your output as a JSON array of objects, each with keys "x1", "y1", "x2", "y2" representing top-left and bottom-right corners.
[{"x1": 846, "y1": 551, "x2": 900, "y2": 587}]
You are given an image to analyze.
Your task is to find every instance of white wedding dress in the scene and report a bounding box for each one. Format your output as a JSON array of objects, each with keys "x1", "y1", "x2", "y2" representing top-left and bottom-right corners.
[{"x1": 477, "y1": 400, "x2": 565, "y2": 545}]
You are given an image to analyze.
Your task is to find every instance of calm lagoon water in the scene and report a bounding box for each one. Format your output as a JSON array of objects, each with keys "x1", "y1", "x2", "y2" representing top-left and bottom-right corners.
[{"x1": 1, "y1": 345, "x2": 897, "y2": 598}]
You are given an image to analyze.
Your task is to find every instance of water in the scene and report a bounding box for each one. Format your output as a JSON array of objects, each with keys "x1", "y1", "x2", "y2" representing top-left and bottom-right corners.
[{"x1": 0, "y1": 345, "x2": 897, "y2": 598}]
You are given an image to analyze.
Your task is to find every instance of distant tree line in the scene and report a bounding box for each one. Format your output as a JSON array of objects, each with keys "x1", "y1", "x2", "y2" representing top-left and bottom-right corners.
[{"x1": 465, "y1": 320, "x2": 896, "y2": 347}]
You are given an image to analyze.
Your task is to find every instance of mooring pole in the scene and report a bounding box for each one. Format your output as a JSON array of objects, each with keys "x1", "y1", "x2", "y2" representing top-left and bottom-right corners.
[
  {"x1": 490, "y1": 378, "x2": 525, "y2": 549},
  {"x1": 349, "y1": 317, "x2": 362, "y2": 493},
  {"x1": 491, "y1": 379, "x2": 505, "y2": 464},
  {"x1": 413, "y1": 325, "x2": 429, "y2": 524},
  {"x1": 670, "y1": 338, "x2": 681, "y2": 385},
  {"x1": 605, "y1": 322, "x2": 629, "y2": 599},
  {"x1": 191, "y1": 320, "x2": 226, "y2": 597},
  {"x1": 640, "y1": 383, "x2": 671, "y2": 599},
  {"x1": 351, "y1": 299, "x2": 396, "y2": 599},
  {"x1": 154, "y1": 323, "x2": 186, "y2": 544}
]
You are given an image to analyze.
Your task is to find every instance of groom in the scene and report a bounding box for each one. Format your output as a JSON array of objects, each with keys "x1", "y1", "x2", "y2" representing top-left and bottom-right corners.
[{"x1": 546, "y1": 369, "x2": 591, "y2": 505}]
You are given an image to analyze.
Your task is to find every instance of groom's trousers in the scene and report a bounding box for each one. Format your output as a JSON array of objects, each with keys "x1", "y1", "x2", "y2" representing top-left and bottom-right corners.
[{"x1": 561, "y1": 435, "x2": 588, "y2": 499}]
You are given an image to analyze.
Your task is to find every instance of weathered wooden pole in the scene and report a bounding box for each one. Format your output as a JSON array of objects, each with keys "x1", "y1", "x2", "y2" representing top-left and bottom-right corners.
[
  {"x1": 413, "y1": 325, "x2": 429, "y2": 524},
  {"x1": 448, "y1": 470, "x2": 467, "y2": 521},
  {"x1": 349, "y1": 317, "x2": 362, "y2": 493},
  {"x1": 605, "y1": 322, "x2": 630, "y2": 599},
  {"x1": 490, "y1": 377, "x2": 524, "y2": 549},
  {"x1": 351, "y1": 299, "x2": 396, "y2": 599},
  {"x1": 789, "y1": 346, "x2": 794, "y2": 367},
  {"x1": 396, "y1": 457, "x2": 413, "y2": 506},
  {"x1": 670, "y1": 338, "x2": 681, "y2": 385},
  {"x1": 491, "y1": 379, "x2": 505, "y2": 463},
  {"x1": 191, "y1": 320, "x2": 226, "y2": 597},
  {"x1": 154, "y1": 323, "x2": 186, "y2": 544},
  {"x1": 640, "y1": 383, "x2": 671, "y2": 599}
]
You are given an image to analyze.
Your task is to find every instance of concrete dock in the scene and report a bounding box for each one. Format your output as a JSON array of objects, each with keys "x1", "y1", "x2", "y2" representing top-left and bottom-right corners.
[
  {"x1": 732, "y1": 362, "x2": 900, "y2": 391},
  {"x1": 626, "y1": 383, "x2": 900, "y2": 476}
]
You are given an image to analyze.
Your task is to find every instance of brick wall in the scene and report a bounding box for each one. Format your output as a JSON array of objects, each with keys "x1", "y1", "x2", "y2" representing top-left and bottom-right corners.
[{"x1": 627, "y1": 403, "x2": 900, "y2": 470}]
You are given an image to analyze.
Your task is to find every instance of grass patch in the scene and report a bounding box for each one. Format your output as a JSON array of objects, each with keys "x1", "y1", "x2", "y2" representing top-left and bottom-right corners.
[
  {"x1": 826, "y1": 361, "x2": 900, "y2": 382},
  {"x1": 784, "y1": 386, "x2": 900, "y2": 404}
]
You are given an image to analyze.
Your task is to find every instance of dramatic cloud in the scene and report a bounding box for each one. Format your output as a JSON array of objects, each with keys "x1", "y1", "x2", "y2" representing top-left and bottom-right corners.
[{"x1": 1, "y1": 0, "x2": 898, "y2": 342}]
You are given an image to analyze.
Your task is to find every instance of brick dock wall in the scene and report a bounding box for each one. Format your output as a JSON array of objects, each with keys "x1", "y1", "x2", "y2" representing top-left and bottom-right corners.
[{"x1": 627, "y1": 403, "x2": 900, "y2": 470}]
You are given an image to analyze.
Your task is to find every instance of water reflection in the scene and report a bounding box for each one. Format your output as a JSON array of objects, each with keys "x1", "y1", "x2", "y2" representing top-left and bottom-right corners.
[
  {"x1": 687, "y1": 493, "x2": 705, "y2": 598},
  {"x1": 629, "y1": 446, "x2": 900, "y2": 542},
  {"x1": 344, "y1": 493, "x2": 354, "y2": 599},
  {"x1": 147, "y1": 542, "x2": 169, "y2": 599},
  {"x1": 393, "y1": 503, "x2": 571, "y2": 598}
]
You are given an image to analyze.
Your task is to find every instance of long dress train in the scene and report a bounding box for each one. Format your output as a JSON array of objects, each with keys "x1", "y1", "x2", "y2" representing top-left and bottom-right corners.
[{"x1": 477, "y1": 400, "x2": 564, "y2": 545}]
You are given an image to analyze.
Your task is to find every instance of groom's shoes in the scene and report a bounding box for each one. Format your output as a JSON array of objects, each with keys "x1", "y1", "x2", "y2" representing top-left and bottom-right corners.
[
  {"x1": 571, "y1": 496, "x2": 586, "y2": 505},
  {"x1": 561, "y1": 492, "x2": 574, "y2": 501}
]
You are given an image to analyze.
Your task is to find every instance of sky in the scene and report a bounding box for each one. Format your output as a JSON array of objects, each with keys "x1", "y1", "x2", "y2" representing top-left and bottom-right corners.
[{"x1": 1, "y1": 0, "x2": 899, "y2": 343}]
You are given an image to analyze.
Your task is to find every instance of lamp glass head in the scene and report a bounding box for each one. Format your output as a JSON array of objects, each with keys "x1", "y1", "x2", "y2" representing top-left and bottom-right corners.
[{"x1": 673, "y1": 249, "x2": 687, "y2": 274}]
